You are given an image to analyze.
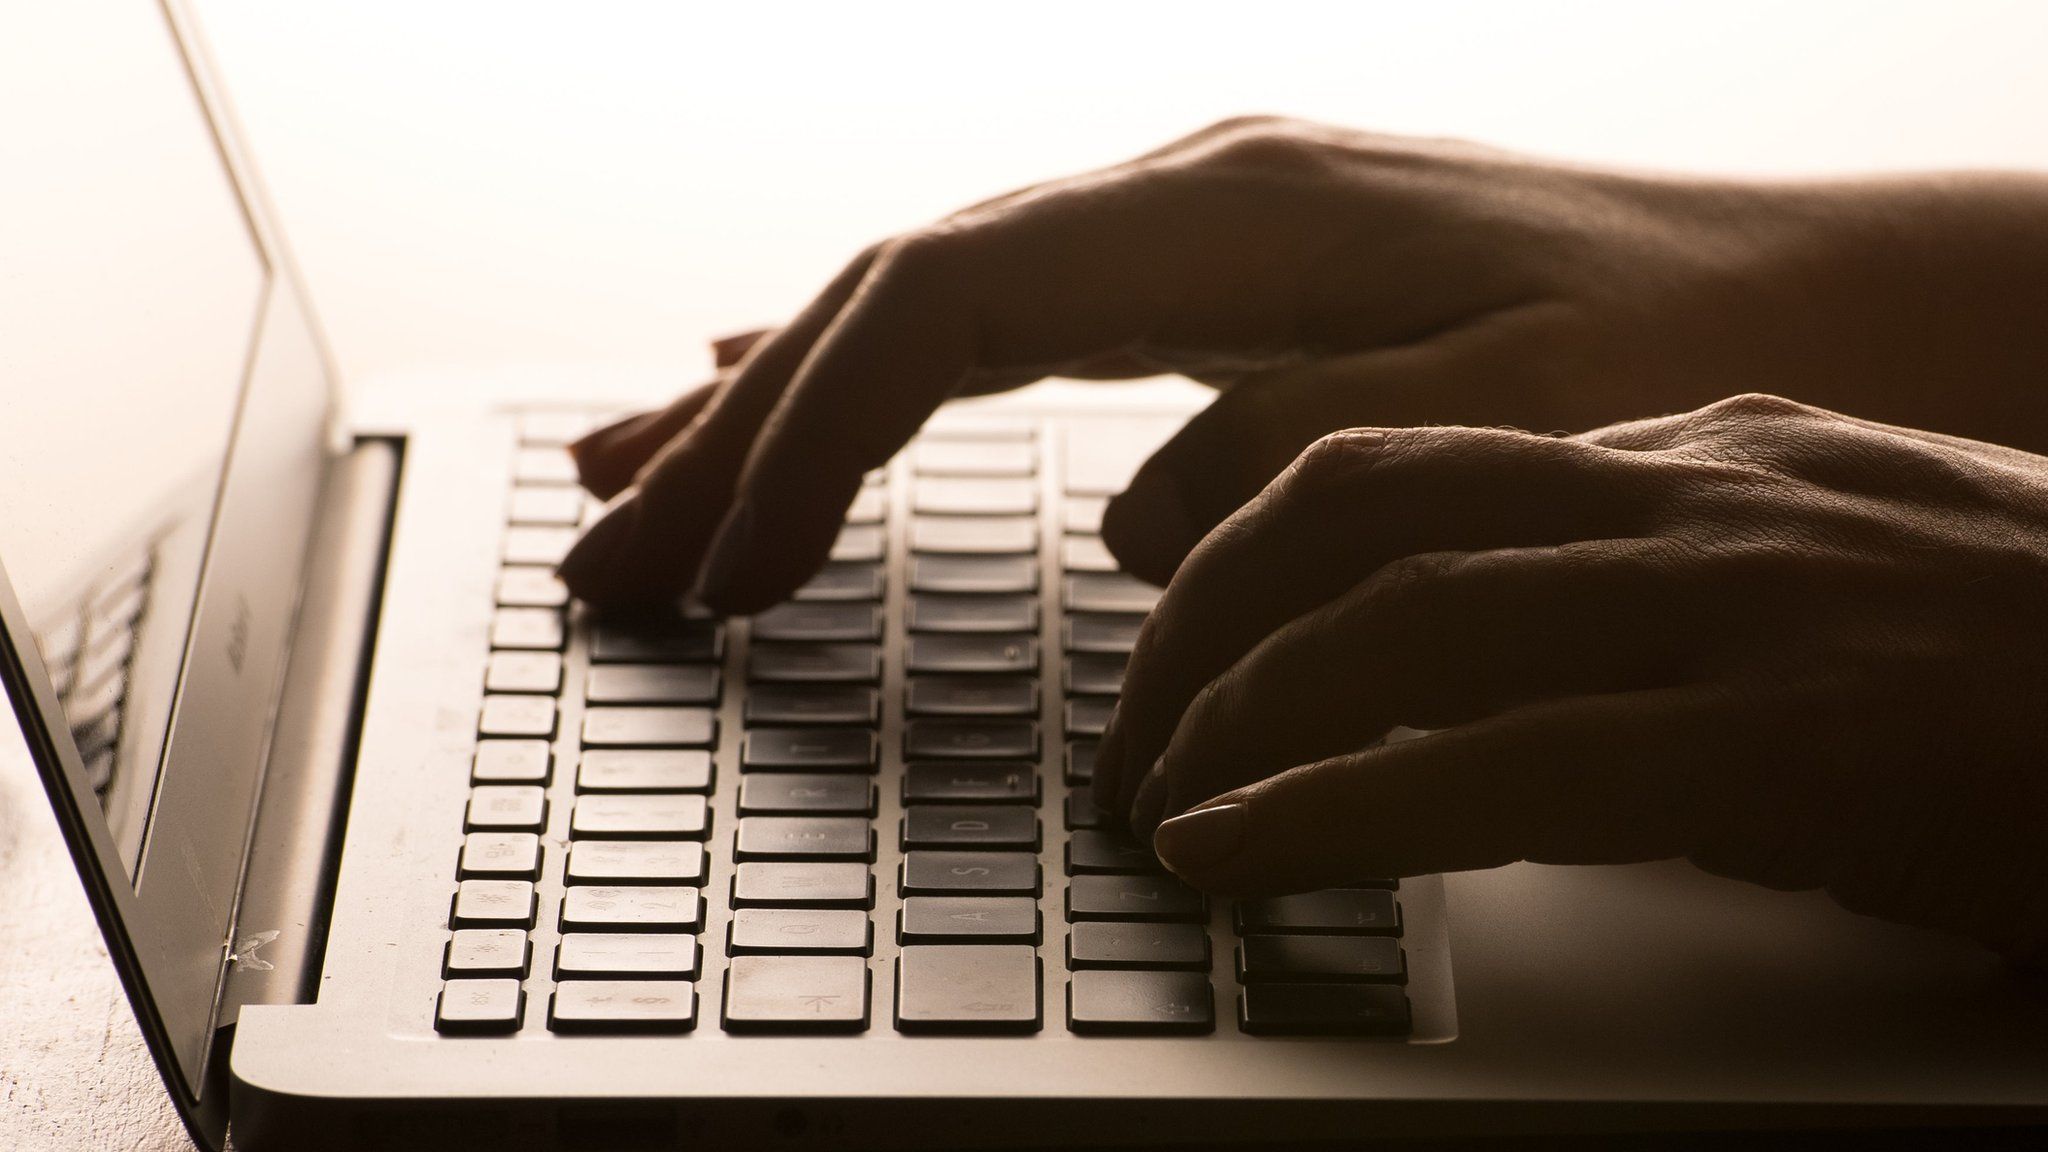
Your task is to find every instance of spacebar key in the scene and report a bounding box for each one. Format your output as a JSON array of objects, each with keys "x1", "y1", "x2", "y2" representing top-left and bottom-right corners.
[{"x1": 1238, "y1": 984, "x2": 1411, "y2": 1036}]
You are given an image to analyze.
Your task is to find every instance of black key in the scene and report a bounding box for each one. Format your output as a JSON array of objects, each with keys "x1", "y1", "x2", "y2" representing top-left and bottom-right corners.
[
  {"x1": 496, "y1": 565, "x2": 570, "y2": 609},
  {"x1": 560, "y1": 886, "x2": 703, "y2": 932},
  {"x1": 910, "y1": 516, "x2": 1038, "y2": 555},
  {"x1": 473, "y1": 740, "x2": 551, "y2": 784},
  {"x1": 570, "y1": 794, "x2": 710, "y2": 840},
  {"x1": 748, "y1": 642, "x2": 882, "y2": 683},
  {"x1": 911, "y1": 439, "x2": 1036, "y2": 477},
  {"x1": 729, "y1": 908, "x2": 873, "y2": 955},
  {"x1": 1063, "y1": 495, "x2": 1107, "y2": 534},
  {"x1": 902, "y1": 762, "x2": 1038, "y2": 804},
  {"x1": 902, "y1": 806, "x2": 1039, "y2": 850},
  {"x1": 1065, "y1": 740, "x2": 1097, "y2": 785},
  {"x1": 581, "y1": 707, "x2": 716, "y2": 748},
  {"x1": 742, "y1": 728, "x2": 878, "y2": 772},
  {"x1": 1064, "y1": 791, "x2": 1103, "y2": 830},
  {"x1": 829, "y1": 523, "x2": 885, "y2": 563},
  {"x1": 794, "y1": 562, "x2": 885, "y2": 602},
  {"x1": 1239, "y1": 984, "x2": 1412, "y2": 1036},
  {"x1": 1237, "y1": 936, "x2": 1406, "y2": 984},
  {"x1": 1067, "y1": 875, "x2": 1206, "y2": 923},
  {"x1": 912, "y1": 477, "x2": 1038, "y2": 516},
  {"x1": 752, "y1": 602, "x2": 883, "y2": 643},
  {"x1": 504, "y1": 525, "x2": 576, "y2": 566},
  {"x1": 1066, "y1": 829, "x2": 1161, "y2": 875},
  {"x1": 550, "y1": 981, "x2": 697, "y2": 1034},
  {"x1": 899, "y1": 896, "x2": 1039, "y2": 944},
  {"x1": 906, "y1": 633, "x2": 1038, "y2": 675},
  {"x1": 1067, "y1": 922, "x2": 1210, "y2": 971},
  {"x1": 722, "y1": 955, "x2": 870, "y2": 1033},
  {"x1": 460, "y1": 832, "x2": 542, "y2": 880},
  {"x1": 576, "y1": 749, "x2": 713, "y2": 793},
  {"x1": 904, "y1": 719, "x2": 1039, "y2": 761},
  {"x1": 445, "y1": 929, "x2": 531, "y2": 979},
  {"x1": 1067, "y1": 970, "x2": 1212, "y2": 1035},
  {"x1": 564, "y1": 841, "x2": 707, "y2": 886},
  {"x1": 904, "y1": 676, "x2": 1039, "y2": 717},
  {"x1": 466, "y1": 786, "x2": 547, "y2": 832},
  {"x1": 485, "y1": 651, "x2": 562, "y2": 694},
  {"x1": 739, "y1": 774, "x2": 877, "y2": 815},
  {"x1": 1235, "y1": 890, "x2": 1401, "y2": 936},
  {"x1": 556, "y1": 933, "x2": 700, "y2": 979},
  {"x1": 907, "y1": 594, "x2": 1039, "y2": 633},
  {"x1": 437, "y1": 979, "x2": 524, "y2": 1034},
  {"x1": 1064, "y1": 653, "x2": 1127, "y2": 696},
  {"x1": 1064, "y1": 612, "x2": 1144, "y2": 654},
  {"x1": 479, "y1": 695, "x2": 555, "y2": 738},
  {"x1": 451, "y1": 879, "x2": 536, "y2": 929},
  {"x1": 590, "y1": 618, "x2": 724, "y2": 663},
  {"x1": 736, "y1": 817, "x2": 875, "y2": 862},
  {"x1": 743, "y1": 684, "x2": 880, "y2": 726},
  {"x1": 585, "y1": 664, "x2": 720, "y2": 705},
  {"x1": 901, "y1": 851, "x2": 1039, "y2": 896},
  {"x1": 909, "y1": 555, "x2": 1039, "y2": 595},
  {"x1": 1065, "y1": 698, "x2": 1115, "y2": 737},
  {"x1": 895, "y1": 945, "x2": 1041, "y2": 1035},
  {"x1": 731, "y1": 862, "x2": 873, "y2": 909},
  {"x1": 1065, "y1": 572, "x2": 1162, "y2": 615}
]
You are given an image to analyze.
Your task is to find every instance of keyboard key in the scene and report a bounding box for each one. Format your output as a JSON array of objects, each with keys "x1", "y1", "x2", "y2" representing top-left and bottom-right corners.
[
  {"x1": 437, "y1": 979, "x2": 524, "y2": 1034},
  {"x1": 910, "y1": 516, "x2": 1038, "y2": 555},
  {"x1": 508, "y1": 485, "x2": 586, "y2": 525},
  {"x1": 1064, "y1": 652, "x2": 1127, "y2": 696},
  {"x1": 748, "y1": 642, "x2": 882, "y2": 683},
  {"x1": 739, "y1": 773, "x2": 876, "y2": 815},
  {"x1": 1065, "y1": 697, "x2": 1115, "y2": 737},
  {"x1": 743, "y1": 684, "x2": 880, "y2": 726},
  {"x1": 904, "y1": 719, "x2": 1039, "y2": 761},
  {"x1": 1237, "y1": 936, "x2": 1406, "y2": 983},
  {"x1": 906, "y1": 593, "x2": 1039, "y2": 634},
  {"x1": 753, "y1": 601, "x2": 883, "y2": 643},
  {"x1": 518, "y1": 410, "x2": 593, "y2": 444},
  {"x1": 829, "y1": 523, "x2": 885, "y2": 563},
  {"x1": 736, "y1": 817, "x2": 875, "y2": 862},
  {"x1": 1063, "y1": 495, "x2": 1107, "y2": 534},
  {"x1": 912, "y1": 477, "x2": 1038, "y2": 516},
  {"x1": 1065, "y1": 572, "x2": 1162, "y2": 615},
  {"x1": 1067, "y1": 970, "x2": 1212, "y2": 1035},
  {"x1": 565, "y1": 841, "x2": 707, "y2": 886},
  {"x1": 900, "y1": 851, "x2": 1039, "y2": 896},
  {"x1": 451, "y1": 879, "x2": 537, "y2": 929},
  {"x1": 729, "y1": 908, "x2": 873, "y2": 955},
  {"x1": 722, "y1": 955, "x2": 870, "y2": 1033},
  {"x1": 1061, "y1": 536, "x2": 1118, "y2": 573},
  {"x1": 732, "y1": 862, "x2": 874, "y2": 909},
  {"x1": 1064, "y1": 613, "x2": 1144, "y2": 654},
  {"x1": 1239, "y1": 984, "x2": 1411, "y2": 1036},
  {"x1": 902, "y1": 806, "x2": 1039, "y2": 850},
  {"x1": 918, "y1": 421, "x2": 1035, "y2": 443},
  {"x1": 742, "y1": 728, "x2": 878, "y2": 772},
  {"x1": 1235, "y1": 890, "x2": 1401, "y2": 936},
  {"x1": 900, "y1": 896, "x2": 1039, "y2": 944},
  {"x1": 1067, "y1": 829, "x2": 1161, "y2": 875},
  {"x1": 581, "y1": 707, "x2": 716, "y2": 748},
  {"x1": 460, "y1": 832, "x2": 542, "y2": 880},
  {"x1": 445, "y1": 929, "x2": 531, "y2": 978},
  {"x1": 496, "y1": 565, "x2": 569, "y2": 607},
  {"x1": 560, "y1": 886, "x2": 703, "y2": 932},
  {"x1": 585, "y1": 664, "x2": 720, "y2": 705},
  {"x1": 473, "y1": 740, "x2": 551, "y2": 784},
  {"x1": 843, "y1": 486, "x2": 888, "y2": 525},
  {"x1": 576, "y1": 749, "x2": 713, "y2": 793},
  {"x1": 479, "y1": 695, "x2": 556, "y2": 738},
  {"x1": 503, "y1": 525, "x2": 577, "y2": 566},
  {"x1": 795, "y1": 561, "x2": 887, "y2": 602},
  {"x1": 1065, "y1": 740, "x2": 1097, "y2": 785},
  {"x1": 895, "y1": 945, "x2": 1041, "y2": 1035},
  {"x1": 1067, "y1": 922, "x2": 1210, "y2": 971},
  {"x1": 570, "y1": 794, "x2": 710, "y2": 840},
  {"x1": 550, "y1": 981, "x2": 698, "y2": 1034},
  {"x1": 556, "y1": 933, "x2": 699, "y2": 979},
  {"x1": 912, "y1": 440, "x2": 1036, "y2": 477},
  {"x1": 1067, "y1": 875, "x2": 1206, "y2": 923},
  {"x1": 485, "y1": 651, "x2": 562, "y2": 694},
  {"x1": 906, "y1": 634, "x2": 1038, "y2": 675},
  {"x1": 1064, "y1": 791, "x2": 1103, "y2": 830},
  {"x1": 904, "y1": 676, "x2": 1039, "y2": 718},
  {"x1": 466, "y1": 786, "x2": 547, "y2": 832},
  {"x1": 590, "y1": 618, "x2": 724, "y2": 663},
  {"x1": 902, "y1": 762, "x2": 1038, "y2": 804},
  {"x1": 910, "y1": 555, "x2": 1039, "y2": 595},
  {"x1": 513, "y1": 445, "x2": 579, "y2": 485}
]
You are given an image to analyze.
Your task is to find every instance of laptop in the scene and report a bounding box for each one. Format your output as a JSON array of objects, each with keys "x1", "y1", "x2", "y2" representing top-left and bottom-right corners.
[{"x1": 5, "y1": 1, "x2": 2048, "y2": 1148}]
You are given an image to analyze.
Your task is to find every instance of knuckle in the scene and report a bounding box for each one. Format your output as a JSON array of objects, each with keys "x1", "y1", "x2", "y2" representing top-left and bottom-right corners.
[
  {"x1": 1699, "y1": 392, "x2": 1822, "y2": 425},
  {"x1": 1197, "y1": 120, "x2": 1331, "y2": 176},
  {"x1": 1285, "y1": 429, "x2": 1387, "y2": 491},
  {"x1": 874, "y1": 227, "x2": 973, "y2": 290}
]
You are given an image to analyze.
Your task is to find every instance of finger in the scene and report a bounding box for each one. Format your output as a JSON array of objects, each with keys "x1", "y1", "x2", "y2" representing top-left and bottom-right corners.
[
  {"x1": 1094, "y1": 425, "x2": 1670, "y2": 818},
  {"x1": 712, "y1": 328, "x2": 774, "y2": 369},
  {"x1": 568, "y1": 379, "x2": 724, "y2": 501},
  {"x1": 1151, "y1": 685, "x2": 1728, "y2": 894},
  {"x1": 1133, "y1": 539, "x2": 1698, "y2": 836}
]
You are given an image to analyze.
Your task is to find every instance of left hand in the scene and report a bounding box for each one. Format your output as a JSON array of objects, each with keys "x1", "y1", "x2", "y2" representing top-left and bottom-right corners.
[{"x1": 1107, "y1": 393, "x2": 2048, "y2": 963}]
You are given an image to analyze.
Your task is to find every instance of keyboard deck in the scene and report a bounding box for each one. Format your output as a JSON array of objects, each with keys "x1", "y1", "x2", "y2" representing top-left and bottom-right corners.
[{"x1": 434, "y1": 410, "x2": 1414, "y2": 1039}]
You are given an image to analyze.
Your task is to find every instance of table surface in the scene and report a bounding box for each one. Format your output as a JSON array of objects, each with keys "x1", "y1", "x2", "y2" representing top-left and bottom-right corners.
[{"x1": 8, "y1": 1, "x2": 2048, "y2": 1147}]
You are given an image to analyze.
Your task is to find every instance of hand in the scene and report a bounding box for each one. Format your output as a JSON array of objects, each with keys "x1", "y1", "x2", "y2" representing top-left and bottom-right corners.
[
  {"x1": 556, "y1": 116, "x2": 2048, "y2": 612},
  {"x1": 1104, "y1": 393, "x2": 2048, "y2": 962}
]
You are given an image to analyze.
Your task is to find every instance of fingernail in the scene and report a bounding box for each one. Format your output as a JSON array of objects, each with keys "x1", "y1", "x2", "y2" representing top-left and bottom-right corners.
[
  {"x1": 1154, "y1": 803, "x2": 1245, "y2": 874},
  {"x1": 1128, "y1": 759, "x2": 1170, "y2": 838},
  {"x1": 556, "y1": 501, "x2": 638, "y2": 594},
  {"x1": 693, "y1": 497, "x2": 753, "y2": 607}
]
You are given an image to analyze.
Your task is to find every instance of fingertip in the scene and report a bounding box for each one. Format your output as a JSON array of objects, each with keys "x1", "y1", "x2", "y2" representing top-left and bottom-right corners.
[
  {"x1": 568, "y1": 412, "x2": 656, "y2": 499},
  {"x1": 1101, "y1": 478, "x2": 1201, "y2": 587},
  {"x1": 556, "y1": 498, "x2": 643, "y2": 603},
  {"x1": 1152, "y1": 801, "x2": 1247, "y2": 881}
]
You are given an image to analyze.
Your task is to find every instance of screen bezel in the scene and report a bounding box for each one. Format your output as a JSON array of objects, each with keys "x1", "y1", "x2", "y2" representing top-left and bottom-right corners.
[{"x1": 0, "y1": 2, "x2": 340, "y2": 1146}]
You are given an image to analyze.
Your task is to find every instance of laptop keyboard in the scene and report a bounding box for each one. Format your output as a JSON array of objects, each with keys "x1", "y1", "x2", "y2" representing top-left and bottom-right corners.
[{"x1": 435, "y1": 410, "x2": 1412, "y2": 1039}]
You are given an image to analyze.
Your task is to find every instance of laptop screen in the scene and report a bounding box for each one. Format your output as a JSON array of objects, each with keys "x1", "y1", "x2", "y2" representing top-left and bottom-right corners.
[{"x1": 0, "y1": 0, "x2": 269, "y2": 879}]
